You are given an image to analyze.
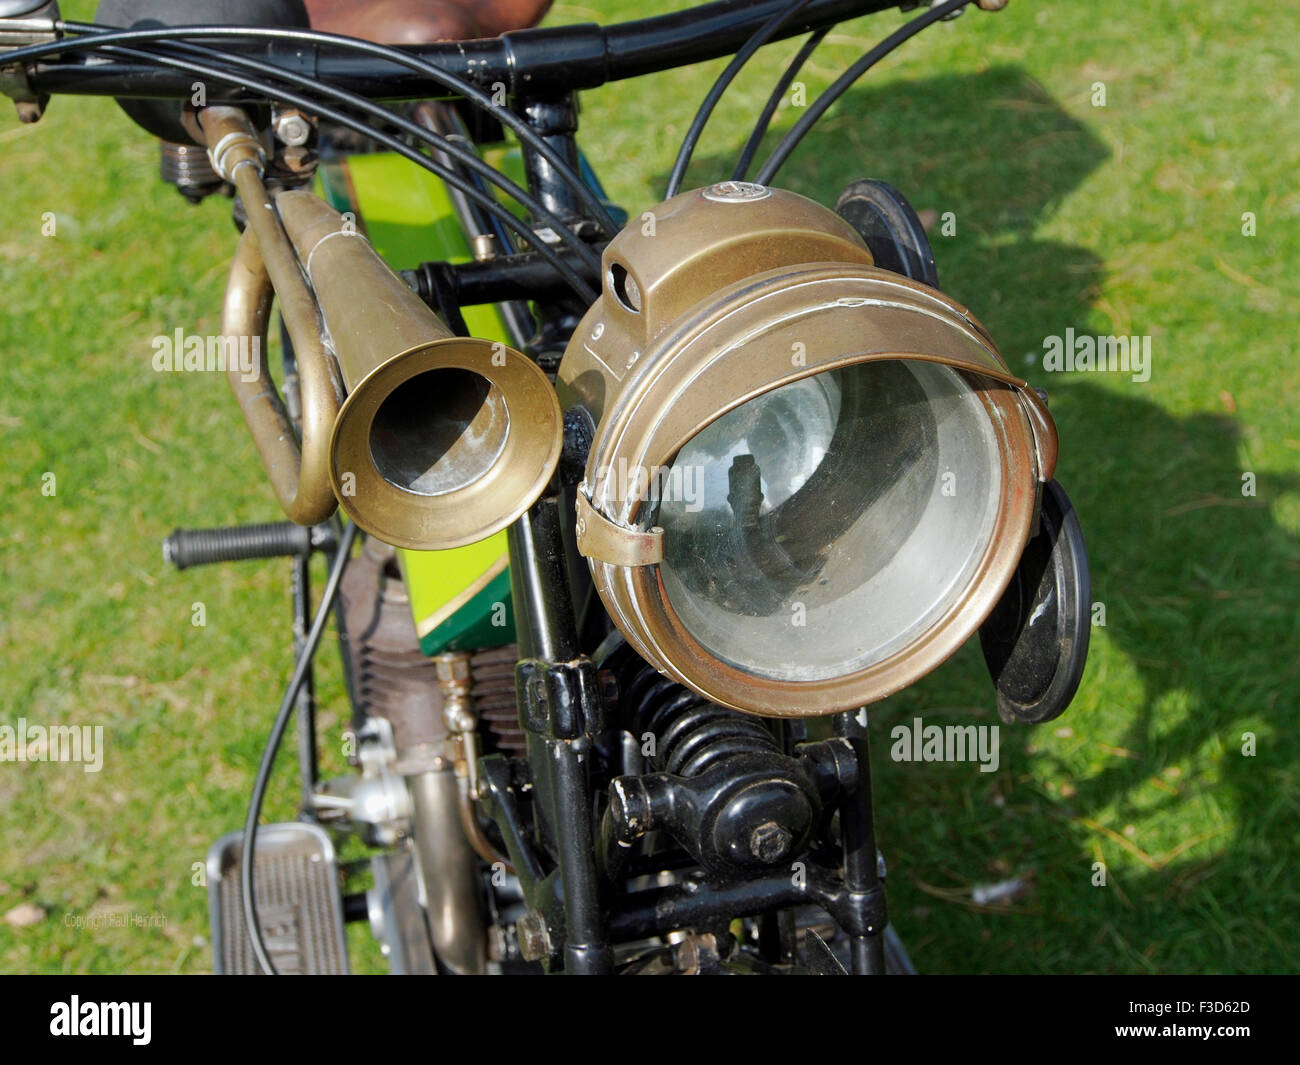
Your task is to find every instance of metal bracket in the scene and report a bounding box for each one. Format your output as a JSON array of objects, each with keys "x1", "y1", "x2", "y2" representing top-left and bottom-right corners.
[
  {"x1": 574, "y1": 492, "x2": 664, "y2": 567},
  {"x1": 0, "y1": 1, "x2": 59, "y2": 123},
  {"x1": 517, "y1": 656, "x2": 604, "y2": 740}
]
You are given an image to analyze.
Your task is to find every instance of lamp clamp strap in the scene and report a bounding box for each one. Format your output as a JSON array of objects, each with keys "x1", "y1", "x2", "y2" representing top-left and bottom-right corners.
[{"x1": 575, "y1": 492, "x2": 664, "y2": 568}]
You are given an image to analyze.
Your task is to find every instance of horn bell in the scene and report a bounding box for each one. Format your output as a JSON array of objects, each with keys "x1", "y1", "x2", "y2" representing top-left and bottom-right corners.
[{"x1": 275, "y1": 189, "x2": 562, "y2": 551}]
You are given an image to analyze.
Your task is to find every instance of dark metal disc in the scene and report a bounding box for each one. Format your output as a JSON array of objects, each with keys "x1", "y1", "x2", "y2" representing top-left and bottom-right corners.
[
  {"x1": 979, "y1": 479, "x2": 1091, "y2": 725},
  {"x1": 835, "y1": 179, "x2": 940, "y2": 288}
]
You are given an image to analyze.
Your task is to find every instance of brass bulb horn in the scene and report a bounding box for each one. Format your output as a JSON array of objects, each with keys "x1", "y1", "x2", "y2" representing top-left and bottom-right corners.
[
  {"x1": 272, "y1": 190, "x2": 562, "y2": 551},
  {"x1": 207, "y1": 107, "x2": 562, "y2": 549}
]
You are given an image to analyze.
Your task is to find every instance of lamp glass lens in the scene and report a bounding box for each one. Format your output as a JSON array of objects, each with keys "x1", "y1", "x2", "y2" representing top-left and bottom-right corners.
[{"x1": 653, "y1": 361, "x2": 1002, "y2": 682}]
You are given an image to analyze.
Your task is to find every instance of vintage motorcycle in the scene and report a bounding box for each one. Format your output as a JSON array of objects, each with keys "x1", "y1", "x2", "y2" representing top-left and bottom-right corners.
[{"x1": 1, "y1": 0, "x2": 1091, "y2": 974}]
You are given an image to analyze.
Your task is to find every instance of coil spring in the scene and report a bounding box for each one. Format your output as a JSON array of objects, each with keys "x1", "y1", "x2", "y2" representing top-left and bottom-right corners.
[{"x1": 616, "y1": 657, "x2": 780, "y2": 777}]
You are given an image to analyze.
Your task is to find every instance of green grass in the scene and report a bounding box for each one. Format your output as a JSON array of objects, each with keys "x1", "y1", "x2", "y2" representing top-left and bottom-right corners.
[{"x1": 2, "y1": 0, "x2": 1297, "y2": 973}]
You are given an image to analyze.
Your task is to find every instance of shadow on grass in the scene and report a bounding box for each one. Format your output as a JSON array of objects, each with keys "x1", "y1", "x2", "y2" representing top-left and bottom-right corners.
[{"x1": 669, "y1": 67, "x2": 1299, "y2": 971}]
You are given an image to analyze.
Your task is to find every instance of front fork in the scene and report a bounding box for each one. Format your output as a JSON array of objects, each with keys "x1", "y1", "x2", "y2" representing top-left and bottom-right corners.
[
  {"x1": 506, "y1": 494, "x2": 613, "y2": 975},
  {"x1": 835, "y1": 711, "x2": 889, "y2": 974}
]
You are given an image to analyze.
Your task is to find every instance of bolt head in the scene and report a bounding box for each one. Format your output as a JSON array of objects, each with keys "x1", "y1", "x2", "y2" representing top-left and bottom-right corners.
[
  {"x1": 515, "y1": 910, "x2": 551, "y2": 962},
  {"x1": 749, "y1": 820, "x2": 793, "y2": 863},
  {"x1": 282, "y1": 146, "x2": 317, "y2": 174},
  {"x1": 275, "y1": 113, "x2": 312, "y2": 147}
]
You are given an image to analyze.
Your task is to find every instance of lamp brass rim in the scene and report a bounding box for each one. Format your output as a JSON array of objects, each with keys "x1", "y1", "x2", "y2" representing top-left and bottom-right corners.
[
  {"x1": 557, "y1": 187, "x2": 1062, "y2": 718},
  {"x1": 329, "y1": 337, "x2": 562, "y2": 552},
  {"x1": 566, "y1": 262, "x2": 1053, "y2": 718},
  {"x1": 581, "y1": 263, "x2": 1055, "y2": 524},
  {"x1": 589, "y1": 380, "x2": 1038, "y2": 718},
  {"x1": 596, "y1": 185, "x2": 874, "y2": 343}
]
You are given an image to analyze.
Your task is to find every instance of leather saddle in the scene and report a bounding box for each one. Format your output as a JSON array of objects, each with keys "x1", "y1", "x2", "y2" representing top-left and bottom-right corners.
[{"x1": 303, "y1": 0, "x2": 553, "y2": 44}]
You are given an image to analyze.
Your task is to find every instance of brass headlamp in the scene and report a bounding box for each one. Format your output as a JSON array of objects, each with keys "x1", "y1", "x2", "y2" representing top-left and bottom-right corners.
[{"x1": 558, "y1": 182, "x2": 1059, "y2": 718}]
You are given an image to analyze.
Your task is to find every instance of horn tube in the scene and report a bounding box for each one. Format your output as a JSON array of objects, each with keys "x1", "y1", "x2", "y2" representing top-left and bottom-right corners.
[
  {"x1": 274, "y1": 189, "x2": 564, "y2": 551},
  {"x1": 209, "y1": 107, "x2": 341, "y2": 527}
]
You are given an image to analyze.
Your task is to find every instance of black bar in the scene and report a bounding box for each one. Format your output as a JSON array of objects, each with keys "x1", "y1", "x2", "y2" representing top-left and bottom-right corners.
[
  {"x1": 507, "y1": 498, "x2": 580, "y2": 664},
  {"x1": 7, "y1": 974, "x2": 1284, "y2": 1043},
  {"x1": 404, "y1": 248, "x2": 602, "y2": 310},
  {"x1": 601, "y1": 0, "x2": 889, "y2": 85},
  {"x1": 508, "y1": 498, "x2": 612, "y2": 974},
  {"x1": 26, "y1": 1, "x2": 898, "y2": 102},
  {"x1": 834, "y1": 710, "x2": 887, "y2": 974},
  {"x1": 609, "y1": 874, "x2": 803, "y2": 941}
]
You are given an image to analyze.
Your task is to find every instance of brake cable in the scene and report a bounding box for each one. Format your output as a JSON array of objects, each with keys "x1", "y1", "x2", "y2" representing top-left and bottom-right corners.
[
  {"x1": 731, "y1": 25, "x2": 831, "y2": 182},
  {"x1": 665, "y1": 0, "x2": 817, "y2": 199},
  {"x1": 241, "y1": 519, "x2": 358, "y2": 976},
  {"x1": 31, "y1": 36, "x2": 599, "y2": 302},
  {"x1": 83, "y1": 37, "x2": 601, "y2": 289},
  {"x1": 28, "y1": 21, "x2": 621, "y2": 239},
  {"x1": 755, "y1": 0, "x2": 972, "y2": 185},
  {"x1": 129, "y1": 35, "x2": 603, "y2": 271}
]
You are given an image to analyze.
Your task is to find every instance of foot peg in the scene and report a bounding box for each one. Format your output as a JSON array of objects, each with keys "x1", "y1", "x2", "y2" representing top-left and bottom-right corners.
[{"x1": 207, "y1": 823, "x2": 350, "y2": 974}]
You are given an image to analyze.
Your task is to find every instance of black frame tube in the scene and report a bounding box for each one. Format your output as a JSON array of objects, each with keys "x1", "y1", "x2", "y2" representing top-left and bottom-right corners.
[
  {"x1": 507, "y1": 498, "x2": 612, "y2": 974},
  {"x1": 834, "y1": 710, "x2": 887, "y2": 974}
]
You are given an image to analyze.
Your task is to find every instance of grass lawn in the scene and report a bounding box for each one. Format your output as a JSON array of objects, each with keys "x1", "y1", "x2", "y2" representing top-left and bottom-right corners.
[{"x1": 1, "y1": 0, "x2": 1296, "y2": 973}]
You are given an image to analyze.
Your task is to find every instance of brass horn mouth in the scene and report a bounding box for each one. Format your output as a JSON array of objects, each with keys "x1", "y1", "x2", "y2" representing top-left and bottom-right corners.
[
  {"x1": 272, "y1": 187, "x2": 562, "y2": 551},
  {"x1": 330, "y1": 340, "x2": 562, "y2": 551}
]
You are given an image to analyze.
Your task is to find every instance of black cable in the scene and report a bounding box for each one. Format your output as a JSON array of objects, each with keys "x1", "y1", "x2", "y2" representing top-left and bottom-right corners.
[
  {"x1": 100, "y1": 33, "x2": 602, "y2": 277},
  {"x1": 241, "y1": 519, "x2": 359, "y2": 976},
  {"x1": 87, "y1": 42, "x2": 598, "y2": 302},
  {"x1": 664, "y1": 0, "x2": 816, "y2": 199},
  {"x1": 32, "y1": 26, "x2": 600, "y2": 280},
  {"x1": 55, "y1": 21, "x2": 620, "y2": 238},
  {"x1": 755, "y1": 0, "x2": 970, "y2": 185},
  {"x1": 731, "y1": 26, "x2": 830, "y2": 181}
]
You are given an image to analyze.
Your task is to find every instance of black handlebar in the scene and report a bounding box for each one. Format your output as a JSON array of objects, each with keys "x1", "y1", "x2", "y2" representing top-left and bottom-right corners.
[
  {"x1": 163, "y1": 522, "x2": 335, "y2": 569},
  {"x1": 21, "y1": 0, "x2": 900, "y2": 102}
]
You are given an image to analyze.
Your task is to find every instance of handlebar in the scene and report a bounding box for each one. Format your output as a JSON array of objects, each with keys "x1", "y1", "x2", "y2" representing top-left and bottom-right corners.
[{"x1": 14, "y1": 0, "x2": 901, "y2": 102}]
